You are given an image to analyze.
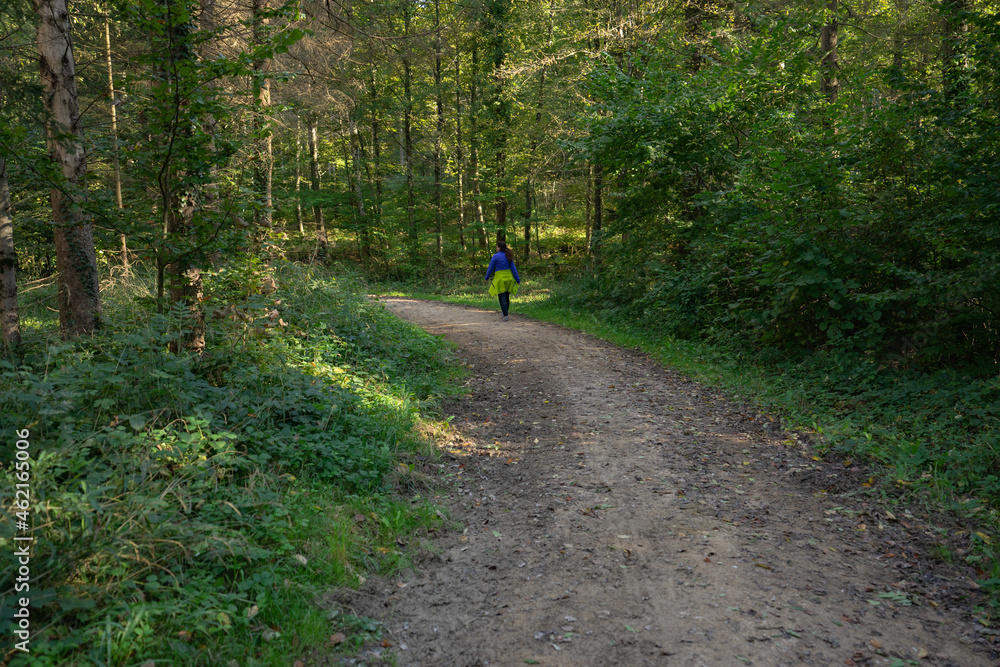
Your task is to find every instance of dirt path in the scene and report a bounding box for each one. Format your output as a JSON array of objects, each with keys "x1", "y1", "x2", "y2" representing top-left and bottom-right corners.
[{"x1": 343, "y1": 299, "x2": 994, "y2": 666}]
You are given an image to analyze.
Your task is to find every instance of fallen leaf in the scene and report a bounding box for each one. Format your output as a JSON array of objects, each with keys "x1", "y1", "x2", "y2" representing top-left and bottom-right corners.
[
  {"x1": 294, "y1": 661, "x2": 305, "y2": 667},
  {"x1": 329, "y1": 632, "x2": 346, "y2": 645}
]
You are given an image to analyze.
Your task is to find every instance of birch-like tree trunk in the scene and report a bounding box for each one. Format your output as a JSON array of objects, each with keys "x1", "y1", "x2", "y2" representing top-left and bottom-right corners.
[
  {"x1": 252, "y1": 0, "x2": 273, "y2": 232},
  {"x1": 0, "y1": 156, "x2": 20, "y2": 349},
  {"x1": 104, "y1": 14, "x2": 128, "y2": 270},
  {"x1": 34, "y1": 0, "x2": 101, "y2": 336},
  {"x1": 348, "y1": 114, "x2": 369, "y2": 257},
  {"x1": 455, "y1": 46, "x2": 466, "y2": 251},
  {"x1": 469, "y1": 43, "x2": 487, "y2": 248},
  {"x1": 295, "y1": 116, "x2": 304, "y2": 233}
]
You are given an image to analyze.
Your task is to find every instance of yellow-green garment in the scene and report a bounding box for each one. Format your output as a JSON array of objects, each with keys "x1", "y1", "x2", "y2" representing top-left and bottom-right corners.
[{"x1": 488, "y1": 269, "x2": 519, "y2": 297}]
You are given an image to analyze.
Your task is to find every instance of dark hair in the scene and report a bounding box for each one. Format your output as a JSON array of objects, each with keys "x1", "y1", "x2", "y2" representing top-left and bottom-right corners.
[{"x1": 497, "y1": 241, "x2": 514, "y2": 263}]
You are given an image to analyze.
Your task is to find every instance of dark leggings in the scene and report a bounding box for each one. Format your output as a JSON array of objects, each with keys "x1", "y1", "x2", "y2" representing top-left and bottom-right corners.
[{"x1": 498, "y1": 291, "x2": 510, "y2": 316}]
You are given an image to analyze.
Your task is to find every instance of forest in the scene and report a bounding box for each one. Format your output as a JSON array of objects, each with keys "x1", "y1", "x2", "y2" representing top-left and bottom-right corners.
[{"x1": 1, "y1": 0, "x2": 999, "y2": 663}]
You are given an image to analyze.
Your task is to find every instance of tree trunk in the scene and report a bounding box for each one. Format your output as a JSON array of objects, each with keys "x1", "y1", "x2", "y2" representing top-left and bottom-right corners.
[
  {"x1": 368, "y1": 74, "x2": 383, "y2": 241},
  {"x1": 523, "y1": 181, "x2": 532, "y2": 260},
  {"x1": 165, "y1": 198, "x2": 205, "y2": 354},
  {"x1": 0, "y1": 156, "x2": 20, "y2": 349},
  {"x1": 820, "y1": 0, "x2": 839, "y2": 103},
  {"x1": 470, "y1": 44, "x2": 487, "y2": 248},
  {"x1": 348, "y1": 113, "x2": 369, "y2": 258},
  {"x1": 404, "y1": 65, "x2": 417, "y2": 258},
  {"x1": 34, "y1": 0, "x2": 101, "y2": 336},
  {"x1": 401, "y1": 1, "x2": 418, "y2": 260},
  {"x1": 161, "y1": 2, "x2": 204, "y2": 353},
  {"x1": 199, "y1": 0, "x2": 220, "y2": 213},
  {"x1": 295, "y1": 116, "x2": 304, "y2": 233},
  {"x1": 484, "y1": 0, "x2": 510, "y2": 242},
  {"x1": 308, "y1": 119, "x2": 327, "y2": 249},
  {"x1": 104, "y1": 14, "x2": 127, "y2": 270},
  {"x1": 585, "y1": 164, "x2": 592, "y2": 250},
  {"x1": 455, "y1": 46, "x2": 466, "y2": 251},
  {"x1": 252, "y1": 0, "x2": 273, "y2": 233},
  {"x1": 525, "y1": 3, "x2": 553, "y2": 261},
  {"x1": 591, "y1": 162, "x2": 603, "y2": 257},
  {"x1": 433, "y1": 0, "x2": 444, "y2": 257}
]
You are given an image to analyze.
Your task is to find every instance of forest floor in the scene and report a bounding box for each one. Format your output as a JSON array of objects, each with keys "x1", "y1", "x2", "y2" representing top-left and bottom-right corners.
[{"x1": 326, "y1": 298, "x2": 996, "y2": 667}]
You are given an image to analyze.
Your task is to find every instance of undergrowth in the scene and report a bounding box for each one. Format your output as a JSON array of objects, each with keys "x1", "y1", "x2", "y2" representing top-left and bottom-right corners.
[
  {"x1": 376, "y1": 270, "x2": 1000, "y2": 605},
  {"x1": 0, "y1": 260, "x2": 461, "y2": 665}
]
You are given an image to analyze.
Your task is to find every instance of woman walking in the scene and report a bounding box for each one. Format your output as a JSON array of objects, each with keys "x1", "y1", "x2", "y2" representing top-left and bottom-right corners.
[{"x1": 484, "y1": 241, "x2": 520, "y2": 321}]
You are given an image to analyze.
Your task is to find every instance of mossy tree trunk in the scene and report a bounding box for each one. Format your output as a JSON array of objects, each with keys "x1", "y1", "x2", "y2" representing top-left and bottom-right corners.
[{"x1": 33, "y1": 0, "x2": 101, "y2": 336}]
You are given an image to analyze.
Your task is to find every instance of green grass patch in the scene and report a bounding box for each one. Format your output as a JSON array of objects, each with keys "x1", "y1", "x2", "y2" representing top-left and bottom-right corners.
[{"x1": 0, "y1": 261, "x2": 460, "y2": 665}]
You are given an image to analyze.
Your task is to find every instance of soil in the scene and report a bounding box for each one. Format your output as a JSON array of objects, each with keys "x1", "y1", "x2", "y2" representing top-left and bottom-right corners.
[{"x1": 328, "y1": 298, "x2": 998, "y2": 667}]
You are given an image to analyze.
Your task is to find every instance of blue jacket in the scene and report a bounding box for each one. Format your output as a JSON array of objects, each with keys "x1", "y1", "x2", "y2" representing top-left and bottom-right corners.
[{"x1": 485, "y1": 252, "x2": 520, "y2": 283}]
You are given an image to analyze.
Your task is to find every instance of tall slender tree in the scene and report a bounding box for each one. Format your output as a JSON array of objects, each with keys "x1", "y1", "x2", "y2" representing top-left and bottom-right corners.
[
  {"x1": 0, "y1": 154, "x2": 19, "y2": 349},
  {"x1": 433, "y1": 0, "x2": 445, "y2": 257},
  {"x1": 820, "y1": 0, "x2": 839, "y2": 103},
  {"x1": 33, "y1": 0, "x2": 101, "y2": 336},
  {"x1": 103, "y1": 11, "x2": 127, "y2": 270},
  {"x1": 253, "y1": 0, "x2": 274, "y2": 232}
]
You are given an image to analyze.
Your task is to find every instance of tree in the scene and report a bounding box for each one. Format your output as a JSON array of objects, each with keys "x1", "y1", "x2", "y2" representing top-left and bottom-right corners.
[
  {"x1": 0, "y1": 154, "x2": 19, "y2": 349},
  {"x1": 253, "y1": 0, "x2": 274, "y2": 232},
  {"x1": 820, "y1": 0, "x2": 839, "y2": 103},
  {"x1": 34, "y1": 0, "x2": 101, "y2": 336},
  {"x1": 481, "y1": 0, "x2": 512, "y2": 242}
]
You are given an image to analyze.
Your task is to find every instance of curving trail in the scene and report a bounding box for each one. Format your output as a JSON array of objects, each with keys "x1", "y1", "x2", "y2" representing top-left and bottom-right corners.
[{"x1": 346, "y1": 298, "x2": 990, "y2": 666}]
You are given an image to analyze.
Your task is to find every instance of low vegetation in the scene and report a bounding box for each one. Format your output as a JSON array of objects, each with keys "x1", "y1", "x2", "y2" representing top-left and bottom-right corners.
[{"x1": 0, "y1": 261, "x2": 460, "y2": 665}]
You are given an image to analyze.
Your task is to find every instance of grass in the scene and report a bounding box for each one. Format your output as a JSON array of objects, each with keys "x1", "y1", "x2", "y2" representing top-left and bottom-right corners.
[{"x1": 0, "y1": 260, "x2": 462, "y2": 665}]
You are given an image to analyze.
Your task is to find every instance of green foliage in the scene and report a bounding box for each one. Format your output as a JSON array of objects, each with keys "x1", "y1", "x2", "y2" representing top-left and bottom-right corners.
[
  {"x1": 578, "y1": 5, "x2": 1000, "y2": 370},
  {"x1": 0, "y1": 262, "x2": 456, "y2": 664}
]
